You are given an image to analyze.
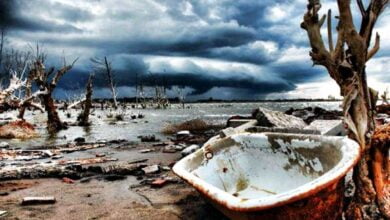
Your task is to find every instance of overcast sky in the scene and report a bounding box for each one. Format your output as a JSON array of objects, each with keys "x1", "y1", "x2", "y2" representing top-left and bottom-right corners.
[{"x1": 1, "y1": 0, "x2": 389, "y2": 100}]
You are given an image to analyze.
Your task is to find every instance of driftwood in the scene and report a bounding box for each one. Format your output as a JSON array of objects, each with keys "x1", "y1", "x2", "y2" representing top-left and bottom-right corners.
[
  {"x1": 0, "y1": 162, "x2": 145, "y2": 181},
  {"x1": 21, "y1": 197, "x2": 56, "y2": 205},
  {"x1": 301, "y1": 0, "x2": 389, "y2": 218}
]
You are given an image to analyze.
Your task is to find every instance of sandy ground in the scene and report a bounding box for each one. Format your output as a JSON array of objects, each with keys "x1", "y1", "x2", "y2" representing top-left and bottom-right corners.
[
  {"x1": 0, "y1": 178, "x2": 227, "y2": 220},
  {"x1": 0, "y1": 139, "x2": 228, "y2": 220}
]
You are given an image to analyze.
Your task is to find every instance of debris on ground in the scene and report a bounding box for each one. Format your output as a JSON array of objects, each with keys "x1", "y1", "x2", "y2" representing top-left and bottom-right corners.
[
  {"x1": 74, "y1": 137, "x2": 86, "y2": 143},
  {"x1": 21, "y1": 196, "x2": 56, "y2": 205},
  {"x1": 139, "y1": 149, "x2": 153, "y2": 153},
  {"x1": 285, "y1": 107, "x2": 342, "y2": 124},
  {"x1": 162, "y1": 119, "x2": 220, "y2": 135},
  {"x1": 0, "y1": 210, "x2": 7, "y2": 217},
  {"x1": 0, "y1": 142, "x2": 9, "y2": 149},
  {"x1": 138, "y1": 135, "x2": 160, "y2": 142},
  {"x1": 58, "y1": 157, "x2": 118, "y2": 165},
  {"x1": 176, "y1": 130, "x2": 191, "y2": 138},
  {"x1": 181, "y1": 144, "x2": 200, "y2": 157},
  {"x1": 227, "y1": 116, "x2": 254, "y2": 128},
  {"x1": 142, "y1": 165, "x2": 160, "y2": 174},
  {"x1": 151, "y1": 178, "x2": 168, "y2": 188},
  {"x1": 62, "y1": 177, "x2": 75, "y2": 184},
  {"x1": 128, "y1": 159, "x2": 148, "y2": 164},
  {"x1": 219, "y1": 127, "x2": 236, "y2": 138},
  {"x1": 304, "y1": 120, "x2": 345, "y2": 136},
  {"x1": 0, "y1": 149, "x2": 53, "y2": 161},
  {"x1": 95, "y1": 153, "x2": 106, "y2": 157},
  {"x1": 0, "y1": 120, "x2": 38, "y2": 139},
  {"x1": 253, "y1": 107, "x2": 307, "y2": 129},
  {"x1": 162, "y1": 145, "x2": 177, "y2": 153}
]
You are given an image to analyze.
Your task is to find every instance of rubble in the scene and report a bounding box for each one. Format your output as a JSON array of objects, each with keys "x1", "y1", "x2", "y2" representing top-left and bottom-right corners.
[
  {"x1": 176, "y1": 130, "x2": 191, "y2": 137},
  {"x1": 21, "y1": 196, "x2": 56, "y2": 205},
  {"x1": 253, "y1": 107, "x2": 307, "y2": 129},
  {"x1": 0, "y1": 120, "x2": 38, "y2": 139},
  {"x1": 162, "y1": 145, "x2": 177, "y2": 153},
  {"x1": 285, "y1": 107, "x2": 342, "y2": 124},
  {"x1": 0, "y1": 210, "x2": 7, "y2": 217},
  {"x1": 138, "y1": 135, "x2": 159, "y2": 142},
  {"x1": 128, "y1": 159, "x2": 148, "y2": 164},
  {"x1": 0, "y1": 142, "x2": 9, "y2": 149},
  {"x1": 0, "y1": 161, "x2": 146, "y2": 180},
  {"x1": 74, "y1": 137, "x2": 86, "y2": 143},
  {"x1": 139, "y1": 149, "x2": 153, "y2": 153},
  {"x1": 0, "y1": 149, "x2": 53, "y2": 161},
  {"x1": 219, "y1": 127, "x2": 236, "y2": 138},
  {"x1": 142, "y1": 165, "x2": 160, "y2": 174},
  {"x1": 58, "y1": 157, "x2": 118, "y2": 165},
  {"x1": 181, "y1": 145, "x2": 200, "y2": 157},
  {"x1": 62, "y1": 177, "x2": 75, "y2": 184},
  {"x1": 151, "y1": 178, "x2": 168, "y2": 188},
  {"x1": 162, "y1": 119, "x2": 218, "y2": 134},
  {"x1": 305, "y1": 120, "x2": 345, "y2": 136}
]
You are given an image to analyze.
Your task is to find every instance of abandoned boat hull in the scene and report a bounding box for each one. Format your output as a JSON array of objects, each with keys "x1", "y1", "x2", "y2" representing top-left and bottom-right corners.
[{"x1": 173, "y1": 133, "x2": 360, "y2": 219}]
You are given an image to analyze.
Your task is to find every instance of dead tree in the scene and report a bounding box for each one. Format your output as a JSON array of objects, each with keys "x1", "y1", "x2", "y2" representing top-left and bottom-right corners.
[
  {"x1": 381, "y1": 89, "x2": 389, "y2": 104},
  {"x1": 27, "y1": 53, "x2": 78, "y2": 132},
  {"x1": 301, "y1": 0, "x2": 389, "y2": 218},
  {"x1": 78, "y1": 74, "x2": 94, "y2": 126},
  {"x1": 0, "y1": 72, "x2": 25, "y2": 111},
  {"x1": 174, "y1": 86, "x2": 186, "y2": 109},
  {"x1": 91, "y1": 57, "x2": 117, "y2": 108},
  {"x1": 0, "y1": 27, "x2": 5, "y2": 73}
]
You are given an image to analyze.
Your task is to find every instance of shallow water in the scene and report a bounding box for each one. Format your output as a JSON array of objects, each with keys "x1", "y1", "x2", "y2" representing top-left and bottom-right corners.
[{"x1": 1, "y1": 101, "x2": 341, "y2": 148}]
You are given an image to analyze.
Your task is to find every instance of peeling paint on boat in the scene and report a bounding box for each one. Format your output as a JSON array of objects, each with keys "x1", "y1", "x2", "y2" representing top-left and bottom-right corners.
[{"x1": 173, "y1": 132, "x2": 360, "y2": 218}]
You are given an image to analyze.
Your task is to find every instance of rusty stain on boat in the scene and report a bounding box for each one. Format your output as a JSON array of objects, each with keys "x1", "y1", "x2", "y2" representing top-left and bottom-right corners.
[{"x1": 173, "y1": 132, "x2": 360, "y2": 219}]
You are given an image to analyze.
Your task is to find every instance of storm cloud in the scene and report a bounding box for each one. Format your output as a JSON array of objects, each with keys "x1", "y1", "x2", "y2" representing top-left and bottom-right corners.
[{"x1": 1, "y1": 0, "x2": 389, "y2": 100}]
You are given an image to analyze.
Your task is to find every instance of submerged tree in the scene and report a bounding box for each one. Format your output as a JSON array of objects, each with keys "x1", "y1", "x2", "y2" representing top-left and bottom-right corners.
[
  {"x1": 78, "y1": 74, "x2": 94, "y2": 126},
  {"x1": 26, "y1": 47, "x2": 78, "y2": 132},
  {"x1": 91, "y1": 56, "x2": 118, "y2": 109},
  {"x1": 301, "y1": 0, "x2": 389, "y2": 218}
]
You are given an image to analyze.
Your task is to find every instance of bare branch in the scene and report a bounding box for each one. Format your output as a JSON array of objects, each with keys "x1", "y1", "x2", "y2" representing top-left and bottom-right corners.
[
  {"x1": 359, "y1": 0, "x2": 389, "y2": 48},
  {"x1": 367, "y1": 32, "x2": 380, "y2": 60},
  {"x1": 50, "y1": 57, "x2": 78, "y2": 87},
  {"x1": 357, "y1": 0, "x2": 367, "y2": 17},
  {"x1": 20, "y1": 88, "x2": 49, "y2": 105},
  {"x1": 319, "y1": 14, "x2": 326, "y2": 27},
  {"x1": 327, "y1": 9, "x2": 334, "y2": 52},
  {"x1": 301, "y1": 0, "x2": 332, "y2": 68},
  {"x1": 0, "y1": 72, "x2": 25, "y2": 104}
]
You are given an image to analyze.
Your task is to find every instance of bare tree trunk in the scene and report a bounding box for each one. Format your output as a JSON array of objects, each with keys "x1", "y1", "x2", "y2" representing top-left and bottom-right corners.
[
  {"x1": 41, "y1": 93, "x2": 65, "y2": 132},
  {"x1": 18, "y1": 74, "x2": 34, "y2": 119},
  {"x1": 0, "y1": 28, "x2": 5, "y2": 71},
  {"x1": 78, "y1": 75, "x2": 93, "y2": 126},
  {"x1": 104, "y1": 57, "x2": 117, "y2": 109},
  {"x1": 301, "y1": 0, "x2": 389, "y2": 218},
  {"x1": 26, "y1": 51, "x2": 78, "y2": 133},
  {"x1": 135, "y1": 72, "x2": 138, "y2": 108}
]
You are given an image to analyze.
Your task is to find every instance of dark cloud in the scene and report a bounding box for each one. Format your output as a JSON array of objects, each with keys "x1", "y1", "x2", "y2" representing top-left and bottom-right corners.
[
  {"x1": 1, "y1": 0, "x2": 389, "y2": 99},
  {"x1": 54, "y1": 68, "x2": 295, "y2": 99},
  {"x1": 37, "y1": 23, "x2": 256, "y2": 56},
  {"x1": 0, "y1": 1, "x2": 16, "y2": 27},
  {"x1": 195, "y1": 42, "x2": 278, "y2": 65},
  {"x1": 0, "y1": 0, "x2": 82, "y2": 33}
]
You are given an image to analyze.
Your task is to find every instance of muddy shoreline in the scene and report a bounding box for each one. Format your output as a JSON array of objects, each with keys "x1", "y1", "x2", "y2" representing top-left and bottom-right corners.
[{"x1": 0, "y1": 139, "x2": 229, "y2": 219}]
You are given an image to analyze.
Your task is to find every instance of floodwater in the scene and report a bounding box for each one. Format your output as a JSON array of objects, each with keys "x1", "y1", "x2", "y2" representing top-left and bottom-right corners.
[{"x1": 1, "y1": 101, "x2": 341, "y2": 148}]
